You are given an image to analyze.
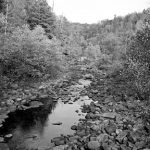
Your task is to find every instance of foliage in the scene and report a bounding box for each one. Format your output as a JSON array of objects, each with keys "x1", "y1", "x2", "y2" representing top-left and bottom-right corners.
[
  {"x1": 124, "y1": 18, "x2": 150, "y2": 100},
  {"x1": 26, "y1": 0, "x2": 56, "y2": 38},
  {"x1": 0, "y1": 25, "x2": 62, "y2": 80}
]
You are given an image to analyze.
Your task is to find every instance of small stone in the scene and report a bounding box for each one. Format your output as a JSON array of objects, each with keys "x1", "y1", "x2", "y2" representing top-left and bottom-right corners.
[
  {"x1": 51, "y1": 137, "x2": 65, "y2": 146},
  {"x1": 30, "y1": 101, "x2": 43, "y2": 108},
  {"x1": 101, "y1": 113, "x2": 116, "y2": 119},
  {"x1": 92, "y1": 90, "x2": 98, "y2": 94},
  {"x1": 108, "y1": 102, "x2": 113, "y2": 106},
  {"x1": 135, "y1": 141, "x2": 145, "y2": 149},
  {"x1": 110, "y1": 144, "x2": 120, "y2": 150},
  {"x1": 6, "y1": 99, "x2": 14, "y2": 105},
  {"x1": 102, "y1": 143, "x2": 111, "y2": 150},
  {"x1": 0, "y1": 143, "x2": 9, "y2": 150},
  {"x1": 80, "y1": 147, "x2": 85, "y2": 150},
  {"x1": 52, "y1": 145, "x2": 68, "y2": 150},
  {"x1": 120, "y1": 145, "x2": 129, "y2": 150},
  {"x1": 68, "y1": 102, "x2": 73, "y2": 104},
  {"x1": 84, "y1": 74, "x2": 94, "y2": 80},
  {"x1": 87, "y1": 141, "x2": 100, "y2": 150},
  {"x1": 105, "y1": 123, "x2": 116, "y2": 134},
  {"x1": 90, "y1": 137, "x2": 97, "y2": 141},
  {"x1": 55, "y1": 140, "x2": 65, "y2": 146},
  {"x1": 69, "y1": 136, "x2": 79, "y2": 142},
  {"x1": 116, "y1": 131, "x2": 128, "y2": 143},
  {"x1": 39, "y1": 94, "x2": 48, "y2": 99},
  {"x1": 52, "y1": 122, "x2": 62, "y2": 125},
  {"x1": 85, "y1": 113, "x2": 96, "y2": 119},
  {"x1": 96, "y1": 134, "x2": 109, "y2": 143},
  {"x1": 116, "y1": 129, "x2": 122, "y2": 135},
  {"x1": 76, "y1": 130, "x2": 86, "y2": 137},
  {"x1": 75, "y1": 110, "x2": 79, "y2": 113},
  {"x1": 0, "y1": 114, "x2": 8, "y2": 124},
  {"x1": 91, "y1": 125, "x2": 100, "y2": 131},
  {"x1": 71, "y1": 125, "x2": 77, "y2": 130},
  {"x1": 16, "y1": 98, "x2": 22, "y2": 102},
  {"x1": 4, "y1": 134, "x2": 12, "y2": 139},
  {"x1": 0, "y1": 137, "x2": 4, "y2": 142},
  {"x1": 127, "y1": 132, "x2": 138, "y2": 143},
  {"x1": 11, "y1": 84, "x2": 18, "y2": 89}
]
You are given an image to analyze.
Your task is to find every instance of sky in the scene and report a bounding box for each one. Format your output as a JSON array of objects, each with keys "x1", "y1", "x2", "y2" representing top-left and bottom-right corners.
[{"x1": 47, "y1": 0, "x2": 149, "y2": 24}]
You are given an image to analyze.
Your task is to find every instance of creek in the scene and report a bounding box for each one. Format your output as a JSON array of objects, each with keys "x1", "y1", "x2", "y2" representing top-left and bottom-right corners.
[{"x1": 0, "y1": 79, "x2": 92, "y2": 150}]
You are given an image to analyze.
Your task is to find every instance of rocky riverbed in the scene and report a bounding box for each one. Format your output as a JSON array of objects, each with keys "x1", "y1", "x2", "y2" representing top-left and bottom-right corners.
[
  {"x1": 49, "y1": 69, "x2": 150, "y2": 150},
  {"x1": 0, "y1": 66, "x2": 150, "y2": 150}
]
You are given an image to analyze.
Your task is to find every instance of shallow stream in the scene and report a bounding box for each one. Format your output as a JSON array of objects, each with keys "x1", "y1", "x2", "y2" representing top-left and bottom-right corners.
[{"x1": 0, "y1": 79, "x2": 92, "y2": 150}]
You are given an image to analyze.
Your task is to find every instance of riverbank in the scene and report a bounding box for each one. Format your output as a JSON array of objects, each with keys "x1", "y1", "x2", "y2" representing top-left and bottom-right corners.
[{"x1": 0, "y1": 63, "x2": 150, "y2": 150}]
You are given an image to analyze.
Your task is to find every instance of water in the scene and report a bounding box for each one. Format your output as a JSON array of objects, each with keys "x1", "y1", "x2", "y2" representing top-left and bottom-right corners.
[{"x1": 0, "y1": 96, "x2": 92, "y2": 150}]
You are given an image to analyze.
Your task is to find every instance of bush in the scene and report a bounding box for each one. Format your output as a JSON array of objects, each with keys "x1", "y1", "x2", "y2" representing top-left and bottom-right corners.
[{"x1": 0, "y1": 25, "x2": 62, "y2": 80}]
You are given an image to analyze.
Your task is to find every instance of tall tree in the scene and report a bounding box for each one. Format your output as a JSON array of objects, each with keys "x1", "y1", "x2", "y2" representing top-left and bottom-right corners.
[{"x1": 26, "y1": 0, "x2": 56, "y2": 38}]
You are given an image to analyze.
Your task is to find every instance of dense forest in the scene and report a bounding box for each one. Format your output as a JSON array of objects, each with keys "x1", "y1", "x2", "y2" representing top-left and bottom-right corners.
[
  {"x1": 0, "y1": 0, "x2": 150, "y2": 149},
  {"x1": 0, "y1": 0, "x2": 150, "y2": 100}
]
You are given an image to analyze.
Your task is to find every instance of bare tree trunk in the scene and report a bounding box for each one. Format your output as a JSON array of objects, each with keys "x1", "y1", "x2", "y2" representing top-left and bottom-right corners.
[{"x1": 4, "y1": 0, "x2": 8, "y2": 36}]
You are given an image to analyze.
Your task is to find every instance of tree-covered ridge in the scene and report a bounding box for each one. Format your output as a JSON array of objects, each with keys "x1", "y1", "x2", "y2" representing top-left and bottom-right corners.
[{"x1": 0, "y1": 0, "x2": 150, "y2": 101}]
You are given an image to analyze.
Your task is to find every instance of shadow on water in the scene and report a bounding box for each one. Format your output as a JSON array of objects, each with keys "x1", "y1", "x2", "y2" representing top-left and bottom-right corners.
[{"x1": 0, "y1": 99, "x2": 57, "y2": 150}]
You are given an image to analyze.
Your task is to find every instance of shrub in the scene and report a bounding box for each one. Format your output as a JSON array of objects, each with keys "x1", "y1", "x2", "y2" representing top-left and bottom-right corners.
[{"x1": 0, "y1": 25, "x2": 62, "y2": 80}]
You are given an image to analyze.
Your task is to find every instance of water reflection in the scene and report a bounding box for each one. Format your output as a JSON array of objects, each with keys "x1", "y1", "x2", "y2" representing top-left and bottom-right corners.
[{"x1": 0, "y1": 97, "x2": 92, "y2": 150}]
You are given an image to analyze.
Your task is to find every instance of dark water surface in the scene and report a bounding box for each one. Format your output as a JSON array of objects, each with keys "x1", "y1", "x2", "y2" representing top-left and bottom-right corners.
[{"x1": 0, "y1": 97, "x2": 92, "y2": 150}]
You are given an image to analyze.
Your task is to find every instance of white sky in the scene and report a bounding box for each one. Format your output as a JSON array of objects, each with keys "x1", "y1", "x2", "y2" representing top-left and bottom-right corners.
[{"x1": 47, "y1": 0, "x2": 149, "y2": 24}]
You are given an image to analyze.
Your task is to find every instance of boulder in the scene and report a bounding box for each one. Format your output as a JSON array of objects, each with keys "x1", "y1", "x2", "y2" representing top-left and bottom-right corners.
[{"x1": 87, "y1": 141, "x2": 100, "y2": 150}]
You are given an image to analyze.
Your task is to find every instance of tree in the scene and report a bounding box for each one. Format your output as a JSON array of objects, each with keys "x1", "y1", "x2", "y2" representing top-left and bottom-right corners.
[
  {"x1": 125, "y1": 11, "x2": 150, "y2": 100},
  {"x1": 26, "y1": 0, "x2": 56, "y2": 38}
]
